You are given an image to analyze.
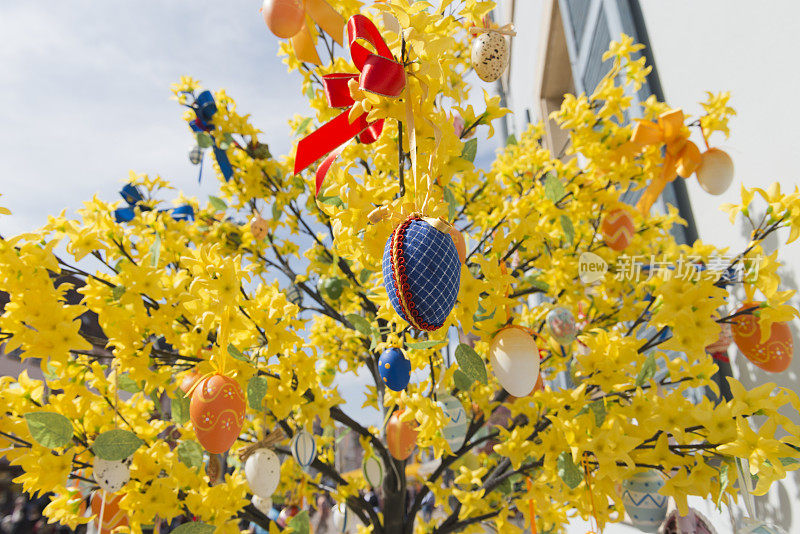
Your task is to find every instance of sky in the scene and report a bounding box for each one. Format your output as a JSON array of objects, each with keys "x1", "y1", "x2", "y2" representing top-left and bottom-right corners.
[{"x1": 0, "y1": 2, "x2": 499, "y2": 427}]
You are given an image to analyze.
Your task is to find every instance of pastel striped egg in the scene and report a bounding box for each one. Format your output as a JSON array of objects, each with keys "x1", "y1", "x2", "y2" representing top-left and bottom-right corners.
[{"x1": 291, "y1": 429, "x2": 316, "y2": 469}]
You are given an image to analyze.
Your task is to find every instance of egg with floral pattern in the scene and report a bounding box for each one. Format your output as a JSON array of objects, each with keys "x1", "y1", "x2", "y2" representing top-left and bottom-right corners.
[
  {"x1": 190, "y1": 374, "x2": 246, "y2": 454},
  {"x1": 731, "y1": 302, "x2": 793, "y2": 373},
  {"x1": 471, "y1": 32, "x2": 509, "y2": 82}
]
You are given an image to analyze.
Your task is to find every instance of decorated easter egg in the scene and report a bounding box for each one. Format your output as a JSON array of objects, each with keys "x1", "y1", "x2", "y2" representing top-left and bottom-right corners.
[
  {"x1": 90, "y1": 491, "x2": 129, "y2": 533},
  {"x1": 731, "y1": 302, "x2": 793, "y2": 373},
  {"x1": 738, "y1": 518, "x2": 788, "y2": 534},
  {"x1": 662, "y1": 508, "x2": 718, "y2": 534},
  {"x1": 386, "y1": 411, "x2": 419, "y2": 460},
  {"x1": 696, "y1": 148, "x2": 734, "y2": 195},
  {"x1": 189, "y1": 374, "x2": 246, "y2": 454},
  {"x1": 449, "y1": 226, "x2": 467, "y2": 264},
  {"x1": 93, "y1": 457, "x2": 131, "y2": 493},
  {"x1": 206, "y1": 453, "x2": 222, "y2": 485},
  {"x1": 471, "y1": 32, "x2": 509, "y2": 82},
  {"x1": 279, "y1": 505, "x2": 299, "y2": 526},
  {"x1": 245, "y1": 448, "x2": 282, "y2": 498},
  {"x1": 489, "y1": 326, "x2": 540, "y2": 397},
  {"x1": 285, "y1": 284, "x2": 303, "y2": 306},
  {"x1": 378, "y1": 347, "x2": 412, "y2": 391},
  {"x1": 601, "y1": 208, "x2": 635, "y2": 251},
  {"x1": 362, "y1": 454, "x2": 384, "y2": 487},
  {"x1": 316, "y1": 359, "x2": 336, "y2": 387},
  {"x1": 250, "y1": 213, "x2": 269, "y2": 240},
  {"x1": 332, "y1": 502, "x2": 349, "y2": 532},
  {"x1": 546, "y1": 307, "x2": 578, "y2": 345},
  {"x1": 261, "y1": 0, "x2": 305, "y2": 39},
  {"x1": 189, "y1": 145, "x2": 203, "y2": 165},
  {"x1": 621, "y1": 470, "x2": 667, "y2": 533},
  {"x1": 291, "y1": 429, "x2": 316, "y2": 469},
  {"x1": 437, "y1": 394, "x2": 468, "y2": 452},
  {"x1": 179, "y1": 370, "x2": 200, "y2": 394},
  {"x1": 382, "y1": 216, "x2": 461, "y2": 331},
  {"x1": 252, "y1": 495, "x2": 272, "y2": 515},
  {"x1": 705, "y1": 322, "x2": 733, "y2": 354}
]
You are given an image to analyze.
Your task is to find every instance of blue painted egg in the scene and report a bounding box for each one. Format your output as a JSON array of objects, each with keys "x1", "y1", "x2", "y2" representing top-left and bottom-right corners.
[
  {"x1": 382, "y1": 217, "x2": 460, "y2": 331},
  {"x1": 622, "y1": 470, "x2": 668, "y2": 532},
  {"x1": 378, "y1": 348, "x2": 411, "y2": 391}
]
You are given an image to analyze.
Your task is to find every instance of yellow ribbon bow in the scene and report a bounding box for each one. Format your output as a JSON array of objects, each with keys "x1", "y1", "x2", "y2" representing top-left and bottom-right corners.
[
  {"x1": 291, "y1": 0, "x2": 346, "y2": 65},
  {"x1": 626, "y1": 109, "x2": 702, "y2": 215}
]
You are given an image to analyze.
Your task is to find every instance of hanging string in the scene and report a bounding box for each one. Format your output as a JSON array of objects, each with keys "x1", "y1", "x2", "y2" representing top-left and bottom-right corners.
[
  {"x1": 114, "y1": 361, "x2": 120, "y2": 430},
  {"x1": 218, "y1": 308, "x2": 231, "y2": 375},
  {"x1": 581, "y1": 454, "x2": 602, "y2": 534}
]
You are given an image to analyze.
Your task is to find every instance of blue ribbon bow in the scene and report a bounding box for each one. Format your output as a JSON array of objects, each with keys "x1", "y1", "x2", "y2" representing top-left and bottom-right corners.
[
  {"x1": 186, "y1": 90, "x2": 233, "y2": 182},
  {"x1": 113, "y1": 184, "x2": 194, "y2": 223}
]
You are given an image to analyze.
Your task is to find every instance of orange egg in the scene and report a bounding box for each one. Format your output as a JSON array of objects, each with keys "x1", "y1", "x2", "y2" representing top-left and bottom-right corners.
[
  {"x1": 179, "y1": 370, "x2": 200, "y2": 394},
  {"x1": 601, "y1": 208, "x2": 635, "y2": 251},
  {"x1": 449, "y1": 226, "x2": 466, "y2": 264},
  {"x1": 90, "y1": 491, "x2": 128, "y2": 534},
  {"x1": 386, "y1": 411, "x2": 419, "y2": 460},
  {"x1": 261, "y1": 0, "x2": 305, "y2": 39},
  {"x1": 732, "y1": 303, "x2": 793, "y2": 373},
  {"x1": 190, "y1": 374, "x2": 246, "y2": 454}
]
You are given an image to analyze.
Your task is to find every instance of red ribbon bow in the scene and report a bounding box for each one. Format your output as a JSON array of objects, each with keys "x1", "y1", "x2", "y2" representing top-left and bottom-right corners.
[{"x1": 293, "y1": 14, "x2": 406, "y2": 195}]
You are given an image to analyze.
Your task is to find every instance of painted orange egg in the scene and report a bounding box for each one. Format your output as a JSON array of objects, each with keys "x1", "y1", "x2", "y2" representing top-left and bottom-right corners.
[
  {"x1": 190, "y1": 374, "x2": 246, "y2": 454},
  {"x1": 449, "y1": 226, "x2": 467, "y2": 264},
  {"x1": 261, "y1": 0, "x2": 305, "y2": 39},
  {"x1": 732, "y1": 302, "x2": 793, "y2": 373},
  {"x1": 90, "y1": 491, "x2": 128, "y2": 534},
  {"x1": 386, "y1": 411, "x2": 419, "y2": 461},
  {"x1": 601, "y1": 208, "x2": 635, "y2": 251}
]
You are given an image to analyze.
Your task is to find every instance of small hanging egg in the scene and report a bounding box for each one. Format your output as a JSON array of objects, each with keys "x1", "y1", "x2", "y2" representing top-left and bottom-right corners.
[
  {"x1": 448, "y1": 226, "x2": 467, "y2": 264},
  {"x1": 285, "y1": 284, "x2": 303, "y2": 306},
  {"x1": 546, "y1": 307, "x2": 578, "y2": 345},
  {"x1": 601, "y1": 208, "x2": 635, "y2": 251},
  {"x1": 93, "y1": 457, "x2": 131, "y2": 494},
  {"x1": 489, "y1": 325, "x2": 540, "y2": 397},
  {"x1": 621, "y1": 470, "x2": 668, "y2": 532},
  {"x1": 179, "y1": 370, "x2": 200, "y2": 394},
  {"x1": 250, "y1": 213, "x2": 269, "y2": 240},
  {"x1": 362, "y1": 454, "x2": 384, "y2": 487},
  {"x1": 245, "y1": 448, "x2": 282, "y2": 498},
  {"x1": 386, "y1": 411, "x2": 419, "y2": 460},
  {"x1": 206, "y1": 453, "x2": 223, "y2": 485},
  {"x1": 382, "y1": 216, "x2": 461, "y2": 331},
  {"x1": 316, "y1": 359, "x2": 336, "y2": 387},
  {"x1": 261, "y1": 0, "x2": 305, "y2": 39},
  {"x1": 739, "y1": 519, "x2": 788, "y2": 534},
  {"x1": 437, "y1": 394, "x2": 468, "y2": 453},
  {"x1": 731, "y1": 302, "x2": 793, "y2": 373},
  {"x1": 378, "y1": 347, "x2": 412, "y2": 391},
  {"x1": 696, "y1": 148, "x2": 734, "y2": 195},
  {"x1": 471, "y1": 32, "x2": 509, "y2": 83},
  {"x1": 291, "y1": 429, "x2": 316, "y2": 469},
  {"x1": 278, "y1": 505, "x2": 299, "y2": 527},
  {"x1": 189, "y1": 145, "x2": 203, "y2": 165},
  {"x1": 252, "y1": 495, "x2": 272, "y2": 515},
  {"x1": 189, "y1": 374, "x2": 246, "y2": 454},
  {"x1": 90, "y1": 491, "x2": 129, "y2": 533},
  {"x1": 332, "y1": 503, "x2": 349, "y2": 532}
]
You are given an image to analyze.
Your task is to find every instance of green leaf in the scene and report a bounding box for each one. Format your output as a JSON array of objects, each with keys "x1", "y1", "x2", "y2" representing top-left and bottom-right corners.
[
  {"x1": 111, "y1": 285, "x2": 126, "y2": 301},
  {"x1": 443, "y1": 186, "x2": 457, "y2": 222},
  {"x1": 218, "y1": 133, "x2": 234, "y2": 150},
  {"x1": 305, "y1": 84, "x2": 315, "y2": 99},
  {"x1": 149, "y1": 233, "x2": 161, "y2": 268},
  {"x1": 176, "y1": 440, "x2": 204, "y2": 471},
  {"x1": 195, "y1": 132, "x2": 213, "y2": 149},
  {"x1": 453, "y1": 369, "x2": 473, "y2": 391},
  {"x1": 461, "y1": 138, "x2": 478, "y2": 162},
  {"x1": 172, "y1": 394, "x2": 190, "y2": 425},
  {"x1": 557, "y1": 452, "x2": 583, "y2": 489},
  {"x1": 588, "y1": 400, "x2": 606, "y2": 427},
  {"x1": 171, "y1": 521, "x2": 215, "y2": 534},
  {"x1": 287, "y1": 510, "x2": 310, "y2": 534},
  {"x1": 24, "y1": 412, "x2": 73, "y2": 449},
  {"x1": 317, "y1": 195, "x2": 344, "y2": 208},
  {"x1": 320, "y1": 277, "x2": 344, "y2": 300},
  {"x1": 272, "y1": 201, "x2": 282, "y2": 221},
  {"x1": 405, "y1": 339, "x2": 446, "y2": 350},
  {"x1": 247, "y1": 376, "x2": 268, "y2": 411},
  {"x1": 43, "y1": 363, "x2": 59, "y2": 382},
  {"x1": 116, "y1": 373, "x2": 140, "y2": 393},
  {"x1": 227, "y1": 343, "x2": 250, "y2": 362},
  {"x1": 506, "y1": 134, "x2": 518, "y2": 146},
  {"x1": 544, "y1": 173, "x2": 566, "y2": 203},
  {"x1": 358, "y1": 269, "x2": 373, "y2": 285},
  {"x1": 715, "y1": 462, "x2": 730, "y2": 507},
  {"x1": 208, "y1": 195, "x2": 227, "y2": 212},
  {"x1": 93, "y1": 429, "x2": 144, "y2": 461},
  {"x1": 295, "y1": 117, "x2": 313, "y2": 136},
  {"x1": 454, "y1": 343, "x2": 487, "y2": 385},
  {"x1": 346, "y1": 314, "x2": 375, "y2": 338},
  {"x1": 635, "y1": 353, "x2": 657, "y2": 387},
  {"x1": 560, "y1": 215, "x2": 574, "y2": 245}
]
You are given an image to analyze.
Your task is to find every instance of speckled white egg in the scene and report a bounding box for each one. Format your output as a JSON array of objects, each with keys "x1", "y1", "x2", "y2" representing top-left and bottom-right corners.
[
  {"x1": 471, "y1": 32, "x2": 508, "y2": 82},
  {"x1": 244, "y1": 448, "x2": 281, "y2": 498},
  {"x1": 696, "y1": 148, "x2": 734, "y2": 195},
  {"x1": 93, "y1": 457, "x2": 131, "y2": 493},
  {"x1": 252, "y1": 495, "x2": 272, "y2": 515}
]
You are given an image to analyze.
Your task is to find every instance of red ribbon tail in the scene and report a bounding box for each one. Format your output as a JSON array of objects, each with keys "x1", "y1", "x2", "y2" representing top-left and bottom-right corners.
[
  {"x1": 293, "y1": 109, "x2": 369, "y2": 175},
  {"x1": 316, "y1": 142, "x2": 348, "y2": 196}
]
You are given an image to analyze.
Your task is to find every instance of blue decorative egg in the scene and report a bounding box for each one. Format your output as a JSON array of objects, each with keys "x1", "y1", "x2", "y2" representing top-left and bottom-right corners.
[
  {"x1": 621, "y1": 470, "x2": 668, "y2": 533},
  {"x1": 437, "y1": 394, "x2": 468, "y2": 453},
  {"x1": 291, "y1": 429, "x2": 316, "y2": 470},
  {"x1": 546, "y1": 307, "x2": 578, "y2": 345},
  {"x1": 382, "y1": 217, "x2": 460, "y2": 331},
  {"x1": 378, "y1": 348, "x2": 411, "y2": 391}
]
